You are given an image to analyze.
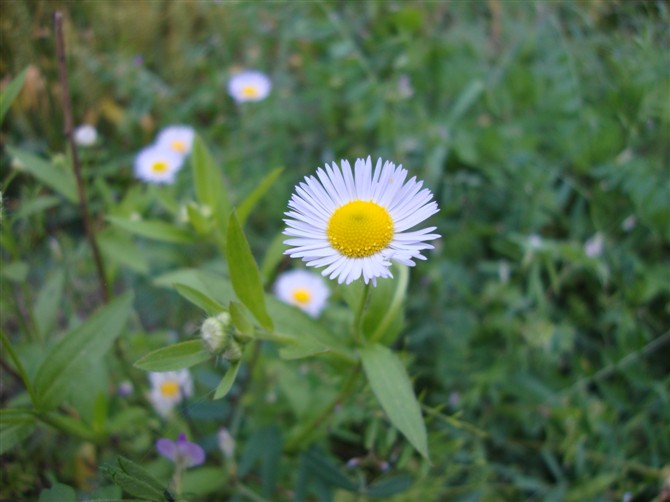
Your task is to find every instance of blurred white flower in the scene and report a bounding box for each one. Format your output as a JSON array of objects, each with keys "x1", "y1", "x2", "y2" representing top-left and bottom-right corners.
[
  {"x1": 148, "y1": 370, "x2": 193, "y2": 417},
  {"x1": 73, "y1": 124, "x2": 98, "y2": 147},
  {"x1": 528, "y1": 234, "x2": 543, "y2": 250},
  {"x1": 134, "y1": 145, "x2": 184, "y2": 184},
  {"x1": 117, "y1": 380, "x2": 134, "y2": 397},
  {"x1": 274, "y1": 269, "x2": 330, "y2": 317},
  {"x1": 498, "y1": 261, "x2": 510, "y2": 283},
  {"x1": 228, "y1": 70, "x2": 272, "y2": 103},
  {"x1": 584, "y1": 233, "x2": 604, "y2": 258},
  {"x1": 622, "y1": 215, "x2": 636, "y2": 232},
  {"x1": 217, "y1": 428, "x2": 235, "y2": 459},
  {"x1": 155, "y1": 125, "x2": 195, "y2": 156}
]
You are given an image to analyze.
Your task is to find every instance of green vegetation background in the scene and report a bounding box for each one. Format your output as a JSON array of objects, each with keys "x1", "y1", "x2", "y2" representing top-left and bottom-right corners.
[{"x1": 1, "y1": 1, "x2": 669, "y2": 501}]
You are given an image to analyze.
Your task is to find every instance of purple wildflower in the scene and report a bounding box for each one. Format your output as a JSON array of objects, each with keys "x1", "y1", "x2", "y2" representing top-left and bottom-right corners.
[{"x1": 156, "y1": 433, "x2": 205, "y2": 468}]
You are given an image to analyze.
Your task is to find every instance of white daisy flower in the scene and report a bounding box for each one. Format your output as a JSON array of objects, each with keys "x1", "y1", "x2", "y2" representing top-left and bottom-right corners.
[
  {"x1": 134, "y1": 145, "x2": 184, "y2": 184},
  {"x1": 274, "y1": 269, "x2": 330, "y2": 317},
  {"x1": 227, "y1": 70, "x2": 272, "y2": 103},
  {"x1": 155, "y1": 125, "x2": 195, "y2": 156},
  {"x1": 147, "y1": 370, "x2": 193, "y2": 417},
  {"x1": 73, "y1": 124, "x2": 98, "y2": 147},
  {"x1": 283, "y1": 157, "x2": 440, "y2": 285}
]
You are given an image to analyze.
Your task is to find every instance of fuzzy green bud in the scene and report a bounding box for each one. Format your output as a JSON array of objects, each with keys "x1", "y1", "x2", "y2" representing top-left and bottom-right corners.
[
  {"x1": 223, "y1": 340, "x2": 243, "y2": 362},
  {"x1": 201, "y1": 312, "x2": 232, "y2": 354}
]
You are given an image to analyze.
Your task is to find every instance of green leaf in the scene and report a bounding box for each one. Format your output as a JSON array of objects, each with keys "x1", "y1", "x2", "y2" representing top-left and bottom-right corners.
[
  {"x1": 365, "y1": 474, "x2": 413, "y2": 498},
  {"x1": 101, "y1": 460, "x2": 167, "y2": 501},
  {"x1": 237, "y1": 167, "x2": 284, "y2": 226},
  {"x1": 230, "y1": 301, "x2": 254, "y2": 337},
  {"x1": 38, "y1": 483, "x2": 77, "y2": 502},
  {"x1": 191, "y1": 135, "x2": 231, "y2": 232},
  {"x1": 226, "y1": 211, "x2": 274, "y2": 331},
  {"x1": 0, "y1": 67, "x2": 28, "y2": 125},
  {"x1": 303, "y1": 448, "x2": 358, "y2": 492},
  {"x1": 260, "y1": 231, "x2": 289, "y2": 285},
  {"x1": 366, "y1": 264, "x2": 409, "y2": 344},
  {"x1": 213, "y1": 360, "x2": 241, "y2": 399},
  {"x1": 98, "y1": 229, "x2": 149, "y2": 274},
  {"x1": 181, "y1": 467, "x2": 228, "y2": 497},
  {"x1": 0, "y1": 420, "x2": 35, "y2": 455},
  {"x1": 360, "y1": 343, "x2": 429, "y2": 459},
  {"x1": 153, "y1": 268, "x2": 235, "y2": 306},
  {"x1": 1, "y1": 261, "x2": 28, "y2": 282},
  {"x1": 117, "y1": 456, "x2": 167, "y2": 495},
  {"x1": 33, "y1": 292, "x2": 134, "y2": 412},
  {"x1": 34, "y1": 269, "x2": 65, "y2": 338},
  {"x1": 11, "y1": 195, "x2": 60, "y2": 222},
  {"x1": 174, "y1": 283, "x2": 226, "y2": 316},
  {"x1": 6, "y1": 146, "x2": 78, "y2": 203},
  {"x1": 107, "y1": 216, "x2": 196, "y2": 244},
  {"x1": 134, "y1": 340, "x2": 211, "y2": 372}
]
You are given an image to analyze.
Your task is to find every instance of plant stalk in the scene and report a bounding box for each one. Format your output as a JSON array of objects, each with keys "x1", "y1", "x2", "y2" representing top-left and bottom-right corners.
[{"x1": 53, "y1": 11, "x2": 109, "y2": 304}]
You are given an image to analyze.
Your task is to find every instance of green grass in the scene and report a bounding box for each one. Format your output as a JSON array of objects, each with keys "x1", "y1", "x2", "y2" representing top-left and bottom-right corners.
[{"x1": 1, "y1": 1, "x2": 669, "y2": 500}]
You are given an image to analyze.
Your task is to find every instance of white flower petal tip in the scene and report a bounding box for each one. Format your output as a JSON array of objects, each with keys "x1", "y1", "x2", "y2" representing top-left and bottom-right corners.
[
  {"x1": 283, "y1": 157, "x2": 440, "y2": 285},
  {"x1": 134, "y1": 145, "x2": 184, "y2": 185},
  {"x1": 274, "y1": 269, "x2": 330, "y2": 317},
  {"x1": 227, "y1": 69, "x2": 272, "y2": 103},
  {"x1": 155, "y1": 125, "x2": 195, "y2": 156}
]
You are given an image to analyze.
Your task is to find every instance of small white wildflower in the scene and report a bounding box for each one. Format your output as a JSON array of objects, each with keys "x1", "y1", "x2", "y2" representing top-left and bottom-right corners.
[
  {"x1": 147, "y1": 370, "x2": 193, "y2": 418},
  {"x1": 584, "y1": 233, "x2": 604, "y2": 258},
  {"x1": 528, "y1": 234, "x2": 543, "y2": 250},
  {"x1": 283, "y1": 157, "x2": 440, "y2": 285},
  {"x1": 155, "y1": 125, "x2": 195, "y2": 156},
  {"x1": 228, "y1": 70, "x2": 272, "y2": 103},
  {"x1": 73, "y1": 124, "x2": 98, "y2": 147},
  {"x1": 217, "y1": 428, "x2": 236, "y2": 459},
  {"x1": 134, "y1": 145, "x2": 184, "y2": 185},
  {"x1": 622, "y1": 215, "x2": 636, "y2": 232},
  {"x1": 498, "y1": 261, "x2": 510, "y2": 283},
  {"x1": 274, "y1": 270, "x2": 330, "y2": 318}
]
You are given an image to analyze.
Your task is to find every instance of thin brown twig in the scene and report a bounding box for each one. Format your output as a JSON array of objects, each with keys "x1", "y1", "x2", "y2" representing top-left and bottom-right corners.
[{"x1": 53, "y1": 11, "x2": 109, "y2": 304}]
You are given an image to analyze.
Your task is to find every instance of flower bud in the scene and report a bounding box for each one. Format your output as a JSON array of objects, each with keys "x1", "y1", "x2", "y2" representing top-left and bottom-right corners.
[
  {"x1": 201, "y1": 313, "x2": 232, "y2": 354},
  {"x1": 223, "y1": 340, "x2": 243, "y2": 362}
]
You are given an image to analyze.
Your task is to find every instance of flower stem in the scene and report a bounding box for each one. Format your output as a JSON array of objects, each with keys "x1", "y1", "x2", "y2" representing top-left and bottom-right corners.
[
  {"x1": 284, "y1": 364, "x2": 361, "y2": 453},
  {"x1": 53, "y1": 11, "x2": 109, "y2": 304},
  {"x1": 353, "y1": 283, "x2": 372, "y2": 346},
  {"x1": 0, "y1": 329, "x2": 36, "y2": 404}
]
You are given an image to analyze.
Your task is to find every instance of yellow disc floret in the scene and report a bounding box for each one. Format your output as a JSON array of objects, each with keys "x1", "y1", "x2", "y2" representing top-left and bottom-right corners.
[
  {"x1": 327, "y1": 200, "x2": 394, "y2": 258},
  {"x1": 151, "y1": 161, "x2": 169, "y2": 173},
  {"x1": 160, "y1": 380, "x2": 180, "y2": 398},
  {"x1": 292, "y1": 288, "x2": 312, "y2": 305},
  {"x1": 170, "y1": 140, "x2": 187, "y2": 153},
  {"x1": 241, "y1": 85, "x2": 260, "y2": 99}
]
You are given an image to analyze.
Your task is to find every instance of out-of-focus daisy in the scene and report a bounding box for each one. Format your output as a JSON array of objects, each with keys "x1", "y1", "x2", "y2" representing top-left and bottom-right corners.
[
  {"x1": 73, "y1": 124, "x2": 98, "y2": 147},
  {"x1": 156, "y1": 125, "x2": 195, "y2": 156},
  {"x1": 584, "y1": 232, "x2": 604, "y2": 258},
  {"x1": 227, "y1": 70, "x2": 271, "y2": 103},
  {"x1": 148, "y1": 370, "x2": 193, "y2": 417},
  {"x1": 274, "y1": 269, "x2": 330, "y2": 317},
  {"x1": 283, "y1": 157, "x2": 440, "y2": 285},
  {"x1": 134, "y1": 145, "x2": 184, "y2": 184},
  {"x1": 217, "y1": 428, "x2": 235, "y2": 459},
  {"x1": 156, "y1": 433, "x2": 205, "y2": 468}
]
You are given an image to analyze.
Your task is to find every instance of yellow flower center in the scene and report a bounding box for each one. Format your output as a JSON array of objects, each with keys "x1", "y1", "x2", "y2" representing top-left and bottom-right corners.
[
  {"x1": 160, "y1": 381, "x2": 180, "y2": 398},
  {"x1": 292, "y1": 288, "x2": 312, "y2": 305},
  {"x1": 170, "y1": 139, "x2": 187, "y2": 153},
  {"x1": 151, "y1": 161, "x2": 169, "y2": 174},
  {"x1": 240, "y1": 85, "x2": 260, "y2": 99},
  {"x1": 327, "y1": 200, "x2": 394, "y2": 258}
]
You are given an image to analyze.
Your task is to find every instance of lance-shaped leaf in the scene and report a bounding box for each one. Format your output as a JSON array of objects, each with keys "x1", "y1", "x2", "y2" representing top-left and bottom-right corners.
[
  {"x1": 226, "y1": 211, "x2": 273, "y2": 331},
  {"x1": 213, "y1": 360, "x2": 241, "y2": 400},
  {"x1": 237, "y1": 167, "x2": 284, "y2": 226},
  {"x1": 0, "y1": 67, "x2": 28, "y2": 124},
  {"x1": 174, "y1": 283, "x2": 226, "y2": 316},
  {"x1": 192, "y1": 135, "x2": 231, "y2": 233},
  {"x1": 33, "y1": 292, "x2": 134, "y2": 412},
  {"x1": 360, "y1": 343, "x2": 429, "y2": 460},
  {"x1": 134, "y1": 340, "x2": 211, "y2": 372},
  {"x1": 107, "y1": 216, "x2": 196, "y2": 244},
  {"x1": 7, "y1": 146, "x2": 78, "y2": 203}
]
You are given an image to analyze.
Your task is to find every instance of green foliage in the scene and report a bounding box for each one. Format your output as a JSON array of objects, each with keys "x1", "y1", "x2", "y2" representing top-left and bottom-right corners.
[
  {"x1": 1, "y1": 1, "x2": 668, "y2": 501},
  {"x1": 360, "y1": 343, "x2": 429, "y2": 460},
  {"x1": 134, "y1": 340, "x2": 211, "y2": 372}
]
